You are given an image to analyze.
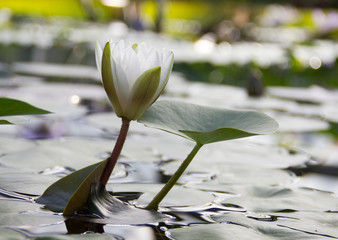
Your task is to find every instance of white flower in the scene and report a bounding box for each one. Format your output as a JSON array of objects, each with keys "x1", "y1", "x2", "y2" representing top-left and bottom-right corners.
[{"x1": 96, "y1": 40, "x2": 174, "y2": 120}]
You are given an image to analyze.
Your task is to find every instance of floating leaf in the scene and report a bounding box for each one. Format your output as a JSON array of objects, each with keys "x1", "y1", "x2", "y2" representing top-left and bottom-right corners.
[
  {"x1": 0, "y1": 228, "x2": 26, "y2": 240},
  {"x1": 267, "y1": 85, "x2": 338, "y2": 104},
  {"x1": 170, "y1": 211, "x2": 337, "y2": 240},
  {"x1": 162, "y1": 140, "x2": 310, "y2": 173},
  {"x1": 0, "y1": 97, "x2": 51, "y2": 117},
  {"x1": 0, "y1": 97, "x2": 51, "y2": 125},
  {"x1": 211, "y1": 211, "x2": 338, "y2": 239},
  {"x1": 169, "y1": 223, "x2": 273, "y2": 240},
  {"x1": 138, "y1": 100, "x2": 278, "y2": 145},
  {"x1": 0, "y1": 199, "x2": 40, "y2": 214},
  {"x1": 37, "y1": 160, "x2": 107, "y2": 214},
  {"x1": 0, "y1": 138, "x2": 114, "y2": 172},
  {"x1": 135, "y1": 184, "x2": 215, "y2": 208},
  {"x1": 0, "y1": 116, "x2": 27, "y2": 125},
  {"x1": 0, "y1": 199, "x2": 63, "y2": 228},
  {"x1": 223, "y1": 186, "x2": 338, "y2": 213},
  {"x1": 275, "y1": 211, "x2": 338, "y2": 238},
  {"x1": 0, "y1": 168, "x2": 58, "y2": 196},
  {"x1": 268, "y1": 112, "x2": 329, "y2": 132}
]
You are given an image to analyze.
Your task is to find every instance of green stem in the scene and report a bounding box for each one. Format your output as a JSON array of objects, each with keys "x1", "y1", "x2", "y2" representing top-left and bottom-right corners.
[
  {"x1": 146, "y1": 143, "x2": 203, "y2": 210},
  {"x1": 100, "y1": 118, "x2": 130, "y2": 186}
]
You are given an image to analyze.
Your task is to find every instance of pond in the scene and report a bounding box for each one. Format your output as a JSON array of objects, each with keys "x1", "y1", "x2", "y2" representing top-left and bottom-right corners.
[
  {"x1": 0, "y1": 67, "x2": 338, "y2": 239},
  {"x1": 0, "y1": 3, "x2": 338, "y2": 238}
]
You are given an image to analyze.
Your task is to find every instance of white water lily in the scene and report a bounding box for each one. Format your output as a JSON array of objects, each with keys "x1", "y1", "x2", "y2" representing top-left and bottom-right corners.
[{"x1": 96, "y1": 40, "x2": 174, "y2": 120}]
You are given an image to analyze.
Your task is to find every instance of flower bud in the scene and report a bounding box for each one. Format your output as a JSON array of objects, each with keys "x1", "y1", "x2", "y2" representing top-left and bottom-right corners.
[{"x1": 96, "y1": 40, "x2": 174, "y2": 120}]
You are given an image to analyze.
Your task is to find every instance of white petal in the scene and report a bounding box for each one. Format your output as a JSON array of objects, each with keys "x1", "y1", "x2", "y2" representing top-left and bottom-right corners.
[
  {"x1": 137, "y1": 44, "x2": 155, "y2": 66},
  {"x1": 111, "y1": 56, "x2": 129, "y2": 110},
  {"x1": 125, "y1": 47, "x2": 141, "y2": 85},
  {"x1": 159, "y1": 51, "x2": 174, "y2": 85},
  {"x1": 155, "y1": 51, "x2": 174, "y2": 98},
  {"x1": 100, "y1": 39, "x2": 174, "y2": 119},
  {"x1": 95, "y1": 41, "x2": 103, "y2": 74}
]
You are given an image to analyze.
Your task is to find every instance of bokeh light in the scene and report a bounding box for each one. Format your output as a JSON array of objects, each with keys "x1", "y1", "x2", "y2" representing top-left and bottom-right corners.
[{"x1": 309, "y1": 56, "x2": 322, "y2": 70}]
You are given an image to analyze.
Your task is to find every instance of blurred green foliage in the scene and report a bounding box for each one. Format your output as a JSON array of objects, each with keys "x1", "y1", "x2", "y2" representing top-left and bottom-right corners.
[
  {"x1": 0, "y1": 0, "x2": 86, "y2": 18},
  {"x1": 0, "y1": 0, "x2": 337, "y2": 89},
  {"x1": 174, "y1": 59, "x2": 338, "y2": 88}
]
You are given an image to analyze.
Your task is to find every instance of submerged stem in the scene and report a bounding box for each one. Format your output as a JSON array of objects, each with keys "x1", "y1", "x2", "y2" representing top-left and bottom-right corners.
[
  {"x1": 100, "y1": 118, "x2": 130, "y2": 186},
  {"x1": 146, "y1": 143, "x2": 203, "y2": 210}
]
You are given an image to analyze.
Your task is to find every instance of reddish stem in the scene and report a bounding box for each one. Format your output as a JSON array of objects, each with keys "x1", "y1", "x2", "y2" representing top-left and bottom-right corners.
[{"x1": 100, "y1": 118, "x2": 130, "y2": 185}]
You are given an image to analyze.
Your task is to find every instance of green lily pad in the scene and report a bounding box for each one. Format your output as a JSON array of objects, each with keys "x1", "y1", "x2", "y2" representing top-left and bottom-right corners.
[
  {"x1": 138, "y1": 101, "x2": 278, "y2": 145},
  {"x1": 0, "y1": 97, "x2": 50, "y2": 125},
  {"x1": 37, "y1": 160, "x2": 107, "y2": 214},
  {"x1": 0, "y1": 116, "x2": 27, "y2": 125},
  {"x1": 0, "y1": 97, "x2": 51, "y2": 117}
]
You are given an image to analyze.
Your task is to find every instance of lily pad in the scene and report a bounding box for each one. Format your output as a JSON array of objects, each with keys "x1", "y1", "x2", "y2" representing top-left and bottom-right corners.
[
  {"x1": 0, "y1": 199, "x2": 40, "y2": 213},
  {"x1": 0, "y1": 138, "x2": 114, "y2": 172},
  {"x1": 168, "y1": 221, "x2": 333, "y2": 240},
  {"x1": 138, "y1": 100, "x2": 278, "y2": 145},
  {"x1": 122, "y1": 134, "x2": 193, "y2": 163},
  {"x1": 138, "y1": 185, "x2": 215, "y2": 208},
  {"x1": 0, "y1": 97, "x2": 51, "y2": 117},
  {"x1": 267, "y1": 112, "x2": 329, "y2": 132},
  {"x1": 0, "y1": 228, "x2": 26, "y2": 240},
  {"x1": 223, "y1": 186, "x2": 338, "y2": 213},
  {"x1": 268, "y1": 85, "x2": 338, "y2": 104},
  {"x1": 170, "y1": 207, "x2": 338, "y2": 239},
  {"x1": 162, "y1": 140, "x2": 310, "y2": 173},
  {"x1": 0, "y1": 97, "x2": 50, "y2": 125},
  {"x1": 13, "y1": 62, "x2": 100, "y2": 82},
  {"x1": 37, "y1": 160, "x2": 107, "y2": 214},
  {"x1": 0, "y1": 167, "x2": 58, "y2": 195},
  {"x1": 211, "y1": 211, "x2": 338, "y2": 239},
  {"x1": 0, "y1": 136, "x2": 35, "y2": 154},
  {"x1": 0, "y1": 116, "x2": 27, "y2": 125},
  {"x1": 0, "y1": 199, "x2": 63, "y2": 227},
  {"x1": 273, "y1": 211, "x2": 338, "y2": 238},
  {"x1": 107, "y1": 183, "x2": 215, "y2": 208},
  {"x1": 0, "y1": 84, "x2": 92, "y2": 119}
]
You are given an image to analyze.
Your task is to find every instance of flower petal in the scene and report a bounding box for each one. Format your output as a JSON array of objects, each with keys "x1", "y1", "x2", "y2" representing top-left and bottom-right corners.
[
  {"x1": 97, "y1": 39, "x2": 174, "y2": 120},
  {"x1": 127, "y1": 66, "x2": 161, "y2": 120},
  {"x1": 95, "y1": 42, "x2": 103, "y2": 74},
  {"x1": 152, "y1": 51, "x2": 174, "y2": 103},
  {"x1": 101, "y1": 42, "x2": 123, "y2": 117}
]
